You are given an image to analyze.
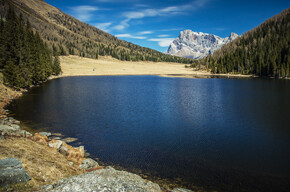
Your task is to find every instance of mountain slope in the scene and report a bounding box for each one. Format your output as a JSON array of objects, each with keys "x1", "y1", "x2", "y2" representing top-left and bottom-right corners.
[
  {"x1": 196, "y1": 8, "x2": 290, "y2": 78},
  {"x1": 166, "y1": 30, "x2": 238, "y2": 59},
  {"x1": 0, "y1": 0, "x2": 193, "y2": 64}
]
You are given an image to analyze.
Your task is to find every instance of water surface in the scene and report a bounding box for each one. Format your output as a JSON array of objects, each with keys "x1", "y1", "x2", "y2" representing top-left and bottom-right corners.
[{"x1": 8, "y1": 76, "x2": 290, "y2": 191}]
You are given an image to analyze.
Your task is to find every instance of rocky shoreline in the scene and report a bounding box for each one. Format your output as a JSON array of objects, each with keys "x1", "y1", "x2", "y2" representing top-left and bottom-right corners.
[{"x1": 0, "y1": 93, "x2": 194, "y2": 192}]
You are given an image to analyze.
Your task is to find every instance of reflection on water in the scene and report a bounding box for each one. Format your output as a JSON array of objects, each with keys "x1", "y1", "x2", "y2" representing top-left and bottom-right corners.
[{"x1": 8, "y1": 76, "x2": 290, "y2": 191}]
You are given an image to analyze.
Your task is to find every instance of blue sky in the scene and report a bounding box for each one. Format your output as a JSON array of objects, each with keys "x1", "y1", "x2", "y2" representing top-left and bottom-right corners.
[{"x1": 45, "y1": 0, "x2": 289, "y2": 52}]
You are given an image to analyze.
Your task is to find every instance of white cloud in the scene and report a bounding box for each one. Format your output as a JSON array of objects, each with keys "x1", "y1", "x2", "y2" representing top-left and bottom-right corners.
[
  {"x1": 95, "y1": 22, "x2": 112, "y2": 32},
  {"x1": 115, "y1": 34, "x2": 147, "y2": 39},
  {"x1": 114, "y1": 0, "x2": 211, "y2": 30},
  {"x1": 157, "y1": 34, "x2": 170, "y2": 37},
  {"x1": 138, "y1": 31, "x2": 153, "y2": 35},
  {"x1": 159, "y1": 28, "x2": 183, "y2": 32},
  {"x1": 148, "y1": 38, "x2": 175, "y2": 47},
  {"x1": 70, "y1": 6, "x2": 99, "y2": 22}
]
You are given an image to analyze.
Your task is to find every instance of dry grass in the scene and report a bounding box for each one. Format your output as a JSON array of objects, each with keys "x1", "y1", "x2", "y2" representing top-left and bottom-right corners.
[
  {"x1": 0, "y1": 73, "x2": 22, "y2": 119},
  {"x1": 0, "y1": 137, "x2": 85, "y2": 191},
  {"x1": 59, "y1": 55, "x2": 253, "y2": 79}
]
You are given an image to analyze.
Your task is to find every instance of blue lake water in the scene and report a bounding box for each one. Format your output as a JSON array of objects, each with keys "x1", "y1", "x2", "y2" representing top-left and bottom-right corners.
[{"x1": 8, "y1": 76, "x2": 290, "y2": 191}]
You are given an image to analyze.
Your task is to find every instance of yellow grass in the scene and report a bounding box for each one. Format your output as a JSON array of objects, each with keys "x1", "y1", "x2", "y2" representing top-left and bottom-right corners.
[
  {"x1": 0, "y1": 137, "x2": 85, "y2": 191},
  {"x1": 59, "y1": 55, "x2": 252, "y2": 79}
]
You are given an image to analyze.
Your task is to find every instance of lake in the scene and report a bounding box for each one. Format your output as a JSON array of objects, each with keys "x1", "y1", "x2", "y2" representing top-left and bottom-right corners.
[{"x1": 8, "y1": 76, "x2": 290, "y2": 191}]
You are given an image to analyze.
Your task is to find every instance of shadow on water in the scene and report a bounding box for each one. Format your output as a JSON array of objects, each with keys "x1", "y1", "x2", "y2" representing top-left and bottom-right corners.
[{"x1": 7, "y1": 76, "x2": 290, "y2": 192}]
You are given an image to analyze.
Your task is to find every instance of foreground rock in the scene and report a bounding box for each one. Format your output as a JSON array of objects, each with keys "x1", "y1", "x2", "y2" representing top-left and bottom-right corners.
[
  {"x1": 0, "y1": 158, "x2": 31, "y2": 187},
  {"x1": 42, "y1": 166, "x2": 161, "y2": 192},
  {"x1": 171, "y1": 188, "x2": 194, "y2": 192}
]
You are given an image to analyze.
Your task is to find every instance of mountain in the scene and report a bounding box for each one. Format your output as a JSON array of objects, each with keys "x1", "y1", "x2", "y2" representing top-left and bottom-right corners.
[
  {"x1": 195, "y1": 8, "x2": 290, "y2": 78},
  {"x1": 166, "y1": 30, "x2": 239, "y2": 59},
  {"x1": 0, "y1": 0, "x2": 193, "y2": 64}
]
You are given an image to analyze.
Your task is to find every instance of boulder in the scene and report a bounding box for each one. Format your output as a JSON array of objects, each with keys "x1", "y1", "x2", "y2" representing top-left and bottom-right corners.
[
  {"x1": 10, "y1": 124, "x2": 20, "y2": 130},
  {"x1": 48, "y1": 140, "x2": 63, "y2": 150},
  {"x1": 39, "y1": 132, "x2": 52, "y2": 137},
  {"x1": 0, "y1": 125, "x2": 15, "y2": 132},
  {"x1": 0, "y1": 158, "x2": 31, "y2": 187},
  {"x1": 41, "y1": 166, "x2": 161, "y2": 192},
  {"x1": 79, "y1": 158, "x2": 99, "y2": 169},
  {"x1": 171, "y1": 188, "x2": 194, "y2": 192}
]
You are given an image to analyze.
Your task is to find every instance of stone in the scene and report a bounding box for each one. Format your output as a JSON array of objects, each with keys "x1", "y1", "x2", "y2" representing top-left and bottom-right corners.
[
  {"x1": 78, "y1": 146, "x2": 85, "y2": 157},
  {"x1": 41, "y1": 166, "x2": 161, "y2": 192},
  {"x1": 59, "y1": 146, "x2": 68, "y2": 156},
  {"x1": 0, "y1": 125, "x2": 15, "y2": 132},
  {"x1": 171, "y1": 188, "x2": 194, "y2": 192},
  {"x1": 51, "y1": 137, "x2": 61, "y2": 140},
  {"x1": 0, "y1": 158, "x2": 31, "y2": 187},
  {"x1": 39, "y1": 132, "x2": 52, "y2": 137},
  {"x1": 79, "y1": 158, "x2": 99, "y2": 169},
  {"x1": 48, "y1": 140, "x2": 63, "y2": 150},
  {"x1": 10, "y1": 124, "x2": 20, "y2": 130}
]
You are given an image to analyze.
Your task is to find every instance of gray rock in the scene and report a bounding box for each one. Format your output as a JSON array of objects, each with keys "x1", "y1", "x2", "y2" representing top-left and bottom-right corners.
[
  {"x1": 171, "y1": 188, "x2": 194, "y2": 192},
  {"x1": 0, "y1": 158, "x2": 31, "y2": 187},
  {"x1": 59, "y1": 146, "x2": 68, "y2": 156},
  {"x1": 48, "y1": 140, "x2": 63, "y2": 150},
  {"x1": 0, "y1": 125, "x2": 15, "y2": 132},
  {"x1": 10, "y1": 124, "x2": 20, "y2": 130},
  {"x1": 79, "y1": 158, "x2": 98, "y2": 169},
  {"x1": 41, "y1": 166, "x2": 161, "y2": 192},
  {"x1": 39, "y1": 132, "x2": 52, "y2": 137}
]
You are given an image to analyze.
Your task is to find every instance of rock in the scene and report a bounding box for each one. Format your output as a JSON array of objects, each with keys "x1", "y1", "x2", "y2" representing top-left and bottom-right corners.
[
  {"x1": 48, "y1": 140, "x2": 63, "y2": 150},
  {"x1": 62, "y1": 137, "x2": 78, "y2": 143},
  {"x1": 39, "y1": 132, "x2": 52, "y2": 137},
  {"x1": 79, "y1": 158, "x2": 99, "y2": 169},
  {"x1": 59, "y1": 146, "x2": 68, "y2": 156},
  {"x1": 0, "y1": 135, "x2": 5, "y2": 140},
  {"x1": 171, "y1": 188, "x2": 194, "y2": 192},
  {"x1": 10, "y1": 124, "x2": 20, "y2": 130},
  {"x1": 0, "y1": 158, "x2": 31, "y2": 187},
  {"x1": 51, "y1": 137, "x2": 61, "y2": 140},
  {"x1": 42, "y1": 184, "x2": 53, "y2": 191},
  {"x1": 0, "y1": 125, "x2": 15, "y2": 132},
  {"x1": 41, "y1": 166, "x2": 161, "y2": 192},
  {"x1": 78, "y1": 146, "x2": 85, "y2": 157}
]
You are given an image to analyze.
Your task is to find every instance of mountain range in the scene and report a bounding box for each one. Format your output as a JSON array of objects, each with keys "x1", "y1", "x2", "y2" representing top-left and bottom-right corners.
[
  {"x1": 0, "y1": 0, "x2": 193, "y2": 64},
  {"x1": 166, "y1": 30, "x2": 239, "y2": 59}
]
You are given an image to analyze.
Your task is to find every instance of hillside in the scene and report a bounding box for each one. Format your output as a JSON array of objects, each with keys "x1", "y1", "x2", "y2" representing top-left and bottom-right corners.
[
  {"x1": 195, "y1": 8, "x2": 290, "y2": 78},
  {"x1": 0, "y1": 0, "x2": 193, "y2": 64}
]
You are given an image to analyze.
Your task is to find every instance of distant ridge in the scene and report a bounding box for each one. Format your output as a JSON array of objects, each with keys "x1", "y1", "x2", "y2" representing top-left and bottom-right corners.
[
  {"x1": 166, "y1": 30, "x2": 238, "y2": 59},
  {"x1": 0, "y1": 0, "x2": 193, "y2": 64},
  {"x1": 195, "y1": 8, "x2": 290, "y2": 78}
]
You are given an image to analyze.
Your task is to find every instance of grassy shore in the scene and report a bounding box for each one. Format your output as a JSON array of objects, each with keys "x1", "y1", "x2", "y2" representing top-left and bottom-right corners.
[{"x1": 59, "y1": 55, "x2": 254, "y2": 79}]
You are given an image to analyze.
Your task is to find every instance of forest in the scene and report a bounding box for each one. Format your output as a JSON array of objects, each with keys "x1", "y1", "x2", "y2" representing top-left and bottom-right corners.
[
  {"x1": 0, "y1": 8, "x2": 61, "y2": 89},
  {"x1": 194, "y1": 8, "x2": 290, "y2": 78}
]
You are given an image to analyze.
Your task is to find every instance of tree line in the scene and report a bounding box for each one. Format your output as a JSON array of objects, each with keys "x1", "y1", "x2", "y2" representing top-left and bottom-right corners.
[
  {"x1": 0, "y1": 8, "x2": 61, "y2": 89},
  {"x1": 194, "y1": 8, "x2": 290, "y2": 78}
]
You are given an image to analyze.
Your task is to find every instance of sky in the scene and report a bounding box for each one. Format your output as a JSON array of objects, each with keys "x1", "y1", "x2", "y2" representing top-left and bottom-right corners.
[{"x1": 45, "y1": 0, "x2": 289, "y2": 53}]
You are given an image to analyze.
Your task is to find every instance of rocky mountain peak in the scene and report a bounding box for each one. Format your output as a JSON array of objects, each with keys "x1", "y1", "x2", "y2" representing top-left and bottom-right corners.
[{"x1": 166, "y1": 30, "x2": 239, "y2": 59}]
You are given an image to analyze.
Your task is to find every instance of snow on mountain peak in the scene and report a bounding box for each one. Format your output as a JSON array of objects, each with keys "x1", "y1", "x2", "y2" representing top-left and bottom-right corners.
[{"x1": 166, "y1": 30, "x2": 239, "y2": 59}]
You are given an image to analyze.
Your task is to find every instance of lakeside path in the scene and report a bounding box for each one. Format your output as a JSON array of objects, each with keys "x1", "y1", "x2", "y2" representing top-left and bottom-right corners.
[{"x1": 59, "y1": 55, "x2": 253, "y2": 79}]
